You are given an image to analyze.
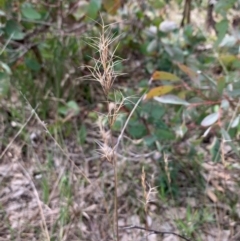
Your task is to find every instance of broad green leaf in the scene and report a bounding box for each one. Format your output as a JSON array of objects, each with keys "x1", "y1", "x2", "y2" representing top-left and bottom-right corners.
[
  {"x1": 177, "y1": 63, "x2": 198, "y2": 80},
  {"x1": 58, "y1": 106, "x2": 68, "y2": 116},
  {"x1": 219, "y1": 54, "x2": 237, "y2": 67},
  {"x1": 201, "y1": 112, "x2": 219, "y2": 127},
  {"x1": 165, "y1": 45, "x2": 184, "y2": 62},
  {"x1": 67, "y1": 100, "x2": 80, "y2": 114},
  {"x1": 128, "y1": 120, "x2": 147, "y2": 139},
  {"x1": 25, "y1": 58, "x2": 41, "y2": 71},
  {"x1": 144, "y1": 135, "x2": 157, "y2": 147},
  {"x1": 0, "y1": 62, "x2": 11, "y2": 74},
  {"x1": 231, "y1": 116, "x2": 240, "y2": 128},
  {"x1": 58, "y1": 101, "x2": 80, "y2": 116},
  {"x1": 141, "y1": 102, "x2": 165, "y2": 120},
  {"x1": 188, "y1": 97, "x2": 203, "y2": 103},
  {"x1": 21, "y1": 3, "x2": 41, "y2": 20},
  {"x1": 155, "y1": 129, "x2": 175, "y2": 141},
  {"x1": 219, "y1": 34, "x2": 237, "y2": 47},
  {"x1": 150, "y1": 71, "x2": 180, "y2": 81},
  {"x1": 87, "y1": 0, "x2": 101, "y2": 19},
  {"x1": 215, "y1": 19, "x2": 228, "y2": 46},
  {"x1": 4, "y1": 20, "x2": 25, "y2": 40},
  {"x1": 147, "y1": 39, "x2": 157, "y2": 53},
  {"x1": 154, "y1": 94, "x2": 190, "y2": 106},
  {"x1": 215, "y1": 0, "x2": 237, "y2": 14},
  {"x1": 103, "y1": 0, "x2": 121, "y2": 15},
  {"x1": 111, "y1": 113, "x2": 126, "y2": 131},
  {"x1": 144, "y1": 85, "x2": 174, "y2": 99},
  {"x1": 149, "y1": 0, "x2": 165, "y2": 8}
]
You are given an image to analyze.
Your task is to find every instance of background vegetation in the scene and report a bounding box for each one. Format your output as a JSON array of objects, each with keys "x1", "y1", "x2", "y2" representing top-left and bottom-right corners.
[{"x1": 1, "y1": 0, "x2": 240, "y2": 240}]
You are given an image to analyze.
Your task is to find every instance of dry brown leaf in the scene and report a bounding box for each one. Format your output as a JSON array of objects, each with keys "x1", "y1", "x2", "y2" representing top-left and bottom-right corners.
[
  {"x1": 206, "y1": 189, "x2": 218, "y2": 203},
  {"x1": 211, "y1": 180, "x2": 224, "y2": 192}
]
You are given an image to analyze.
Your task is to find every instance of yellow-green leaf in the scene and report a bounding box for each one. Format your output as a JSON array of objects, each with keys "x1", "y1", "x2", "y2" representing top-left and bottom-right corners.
[
  {"x1": 144, "y1": 85, "x2": 174, "y2": 99},
  {"x1": 177, "y1": 63, "x2": 197, "y2": 80},
  {"x1": 150, "y1": 71, "x2": 180, "y2": 81},
  {"x1": 219, "y1": 54, "x2": 237, "y2": 68},
  {"x1": 177, "y1": 91, "x2": 187, "y2": 99}
]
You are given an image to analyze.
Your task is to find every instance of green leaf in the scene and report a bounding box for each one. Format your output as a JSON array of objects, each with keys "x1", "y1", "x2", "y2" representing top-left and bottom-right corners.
[
  {"x1": 155, "y1": 129, "x2": 175, "y2": 141},
  {"x1": 78, "y1": 125, "x2": 87, "y2": 144},
  {"x1": 4, "y1": 20, "x2": 25, "y2": 40},
  {"x1": 21, "y1": 3, "x2": 41, "y2": 20},
  {"x1": 201, "y1": 112, "x2": 219, "y2": 127},
  {"x1": 231, "y1": 116, "x2": 240, "y2": 128},
  {"x1": 215, "y1": 0, "x2": 237, "y2": 14},
  {"x1": 128, "y1": 120, "x2": 147, "y2": 139},
  {"x1": 66, "y1": 100, "x2": 80, "y2": 114},
  {"x1": 0, "y1": 62, "x2": 11, "y2": 74},
  {"x1": 219, "y1": 35, "x2": 237, "y2": 47},
  {"x1": 154, "y1": 95, "x2": 190, "y2": 106},
  {"x1": 215, "y1": 19, "x2": 228, "y2": 46},
  {"x1": 111, "y1": 113, "x2": 126, "y2": 131},
  {"x1": 58, "y1": 106, "x2": 68, "y2": 116},
  {"x1": 144, "y1": 135, "x2": 157, "y2": 147},
  {"x1": 87, "y1": 0, "x2": 101, "y2": 19},
  {"x1": 141, "y1": 102, "x2": 165, "y2": 123},
  {"x1": 150, "y1": 107, "x2": 165, "y2": 120},
  {"x1": 58, "y1": 101, "x2": 80, "y2": 116},
  {"x1": 25, "y1": 58, "x2": 41, "y2": 71},
  {"x1": 147, "y1": 39, "x2": 157, "y2": 53},
  {"x1": 149, "y1": 0, "x2": 165, "y2": 8},
  {"x1": 164, "y1": 45, "x2": 184, "y2": 62}
]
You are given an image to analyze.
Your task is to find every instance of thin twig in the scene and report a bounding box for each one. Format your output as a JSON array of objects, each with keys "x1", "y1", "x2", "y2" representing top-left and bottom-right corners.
[{"x1": 120, "y1": 225, "x2": 193, "y2": 241}]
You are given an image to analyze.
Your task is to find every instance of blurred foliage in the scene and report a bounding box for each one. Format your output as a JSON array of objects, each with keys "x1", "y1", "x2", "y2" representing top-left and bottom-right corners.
[{"x1": 1, "y1": 0, "x2": 240, "y2": 196}]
